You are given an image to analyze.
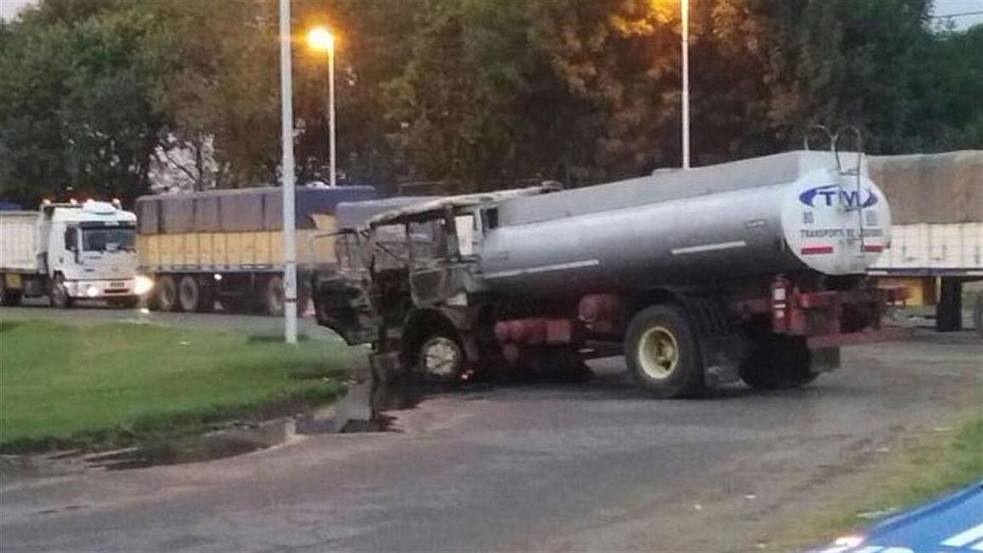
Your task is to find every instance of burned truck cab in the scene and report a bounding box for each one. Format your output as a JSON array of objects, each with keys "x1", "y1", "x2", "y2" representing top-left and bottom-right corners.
[{"x1": 312, "y1": 187, "x2": 554, "y2": 381}]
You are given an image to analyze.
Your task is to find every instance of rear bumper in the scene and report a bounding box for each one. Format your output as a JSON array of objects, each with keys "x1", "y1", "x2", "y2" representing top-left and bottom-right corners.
[
  {"x1": 806, "y1": 326, "x2": 913, "y2": 349},
  {"x1": 66, "y1": 278, "x2": 137, "y2": 299}
]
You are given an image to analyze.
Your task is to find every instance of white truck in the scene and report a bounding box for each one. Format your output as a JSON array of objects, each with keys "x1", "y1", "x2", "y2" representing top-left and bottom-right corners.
[{"x1": 0, "y1": 200, "x2": 152, "y2": 308}]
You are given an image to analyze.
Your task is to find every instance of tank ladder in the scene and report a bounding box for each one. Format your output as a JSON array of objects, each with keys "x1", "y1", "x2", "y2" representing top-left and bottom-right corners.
[{"x1": 803, "y1": 124, "x2": 868, "y2": 257}]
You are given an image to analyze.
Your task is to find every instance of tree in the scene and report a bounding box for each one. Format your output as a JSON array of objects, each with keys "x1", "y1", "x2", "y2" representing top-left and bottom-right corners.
[{"x1": 0, "y1": 3, "x2": 165, "y2": 205}]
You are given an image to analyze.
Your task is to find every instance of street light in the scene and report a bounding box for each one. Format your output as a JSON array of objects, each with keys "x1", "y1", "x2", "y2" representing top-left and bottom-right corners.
[
  {"x1": 681, "y1": 0, "x2": 690, "y2": 169},
  {"x1": 307, "y1": 26, "x2": 337, "y2": 188},
  {"x1": 279, "y1": 0, "x2": 298, "y2": 343}
]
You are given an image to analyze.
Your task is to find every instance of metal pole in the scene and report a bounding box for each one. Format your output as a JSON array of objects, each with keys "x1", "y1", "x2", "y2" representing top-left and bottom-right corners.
[
  {"x1": 681, "y1": 0, "x2": 691, "y2": 169},
  {"x1": 328, "y1": 45, "x2": 337, "y2": 188},
  {"x1": 279, "y1": 0, "x2": 298, "y2": 343}
]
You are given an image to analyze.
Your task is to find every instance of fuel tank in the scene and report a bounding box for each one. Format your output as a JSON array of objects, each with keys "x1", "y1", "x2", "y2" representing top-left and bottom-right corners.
[{"x1": 477, "y1": 151, "x2": 892, "y2": 296}]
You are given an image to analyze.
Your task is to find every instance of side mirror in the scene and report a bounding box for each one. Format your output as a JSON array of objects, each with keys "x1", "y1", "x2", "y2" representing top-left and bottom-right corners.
[{"x1": 64, "y1": 228, "x2": 77, "y2": 251}]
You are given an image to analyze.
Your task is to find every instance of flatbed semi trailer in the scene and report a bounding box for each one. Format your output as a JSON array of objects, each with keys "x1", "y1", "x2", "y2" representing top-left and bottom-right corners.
[
  {"x1": 134, "y1": 186, "x2": 376, "y2": 315},
  {"x1": 867, "y1": 151, "x2": 982, "y2": 335}
]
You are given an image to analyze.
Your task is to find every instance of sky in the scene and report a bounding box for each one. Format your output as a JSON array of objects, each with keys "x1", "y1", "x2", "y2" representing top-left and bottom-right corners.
[{"x1": 1, "y1": 0, "x2": 981, "y2": 27}]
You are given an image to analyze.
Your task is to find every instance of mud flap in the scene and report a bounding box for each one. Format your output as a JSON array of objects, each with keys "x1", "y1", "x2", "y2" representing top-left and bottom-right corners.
[
  {"x1": 809, "y1": 347, "x2": 841, "y2": 374},
  {"x1": 700, "y1": 335, "x2": 744, "y2": 386}
]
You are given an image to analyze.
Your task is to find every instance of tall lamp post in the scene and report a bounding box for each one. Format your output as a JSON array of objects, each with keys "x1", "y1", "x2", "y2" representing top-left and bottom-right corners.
[
  {"x1": 307, "y1": 27, "x2": 337, "y2": 188},
  {"x1": 279, "y1": 0, "x2": 298, "y2": 343},
  {"x1": 681, "y1": 0, "x2": 690, "y2": 169}
]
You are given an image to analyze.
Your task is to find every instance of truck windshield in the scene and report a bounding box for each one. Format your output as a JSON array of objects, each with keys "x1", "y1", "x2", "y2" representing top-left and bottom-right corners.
[{"x1": 81, "y1": 228, "x2": 135, "y2": 252}]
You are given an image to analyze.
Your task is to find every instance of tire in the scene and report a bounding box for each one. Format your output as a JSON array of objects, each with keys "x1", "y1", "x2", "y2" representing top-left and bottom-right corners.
[
  {"x1": 264, "y1": 275, "x2": 285, "y2": 317},
  {"x1": 973, "y1": 291, "x2": 983, "y2": 340},
  {"x1": 50, "y1": 274, "x2": 73, "y2": 309},
  {"x1": 178, "y1": 275, "x2": 203, "y2": 313},
  {"x1": 416, "y1": 334, "x2": 464, "y2": 382},
  {"x1": 739, "y1": 334, "x2": 817, "y2": 390},
  {"x1": 155, "y1": 275, "x2": 179, "y2": 312},
  {"x1": 624, "y1": 304, "x2": 704, "y2": 398},
  {"x1": 0, "y1": 276, "x2": 23, "y2": 307}
]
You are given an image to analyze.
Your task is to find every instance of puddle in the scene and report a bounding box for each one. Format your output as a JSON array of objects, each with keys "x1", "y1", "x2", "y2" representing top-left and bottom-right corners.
[
  {"x1": 88, "y1": 436, "x2": 266, "y2": 471},
  {"x1": 296, "y1": 380, "x2": 428, "y2": 434},
  {"x1": 1, "y1": 379, "x2": 431, "y2": 480}
]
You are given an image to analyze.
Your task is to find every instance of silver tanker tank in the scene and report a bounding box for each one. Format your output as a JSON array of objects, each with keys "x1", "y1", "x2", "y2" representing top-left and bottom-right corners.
[{"x1": 477, "y1": 151, "x2": 892, "y2": 295}]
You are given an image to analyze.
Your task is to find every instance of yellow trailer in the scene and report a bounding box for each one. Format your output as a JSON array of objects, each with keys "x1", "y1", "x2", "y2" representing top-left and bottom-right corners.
[
  {"x1": 135, "y1": 186, "x2": 376, "y2": 315},
  {"x1": 867, "y1": 151, "x2": 982, "y2": 335}
]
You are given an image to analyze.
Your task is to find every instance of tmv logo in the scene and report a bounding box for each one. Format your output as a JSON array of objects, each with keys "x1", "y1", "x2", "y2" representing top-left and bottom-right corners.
[{"x1": 799, "y1": 184, "x2": 878, "y2": 208}]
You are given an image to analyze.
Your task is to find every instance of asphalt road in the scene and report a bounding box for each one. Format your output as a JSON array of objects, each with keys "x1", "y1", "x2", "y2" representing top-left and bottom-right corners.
[{"x1": 1, "y1": 317, "x2": 980, "y2": 552}]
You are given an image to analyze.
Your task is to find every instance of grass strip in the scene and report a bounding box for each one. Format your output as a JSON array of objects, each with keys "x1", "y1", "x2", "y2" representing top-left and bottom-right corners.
[
  {"x1": 776, "y1": 411, "x2": 983, "y2": 549},
  {"x1": 0, "y1": 319, "x2": 354, "y2": 453}
]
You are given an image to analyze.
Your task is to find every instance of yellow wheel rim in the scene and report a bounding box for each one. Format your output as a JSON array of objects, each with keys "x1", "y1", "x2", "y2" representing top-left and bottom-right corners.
[{"x1": 637, "y1": 326, "x2": 679, "y2": 380}]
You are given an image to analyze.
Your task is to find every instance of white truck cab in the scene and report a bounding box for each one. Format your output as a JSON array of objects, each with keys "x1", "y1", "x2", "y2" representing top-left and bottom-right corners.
[{"x1": 1, "y1": 200, "x2": 152, "y2": 308}]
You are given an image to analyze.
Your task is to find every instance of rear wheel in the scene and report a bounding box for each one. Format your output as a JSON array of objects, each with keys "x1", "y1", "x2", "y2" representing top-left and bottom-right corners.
[
  {"x1": 178, "y1": 275, "x2": 208, "y2": 313},
  {"x1": 155, "y1": 275, "x2": 178, "y2": 312},
  {"x1": 50, "y1": 274, "x2": 73, "y2": 309},
  {"x1": 739, "y1": 335, "x2": 817, "y2": 390},
  {"x1": 264, "y1": 275, "x2": 285, "y2": 317},
  {"x1": 0, "y1": 276, "x2": 23, "y2": 306},
  {"x1": 625, "y1": 304, "x2": 704, "y2": 398}
]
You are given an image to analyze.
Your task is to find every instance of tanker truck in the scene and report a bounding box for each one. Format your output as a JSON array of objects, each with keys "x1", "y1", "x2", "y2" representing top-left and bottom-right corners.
[{"x1": 312, "y1": 150, "x2": 908, "y2": 398}]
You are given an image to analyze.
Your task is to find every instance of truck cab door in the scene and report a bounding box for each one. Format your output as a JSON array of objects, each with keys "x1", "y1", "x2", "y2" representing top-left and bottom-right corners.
[{"x1": 311, "y1": 231, "x2": 379, "y2": 345}]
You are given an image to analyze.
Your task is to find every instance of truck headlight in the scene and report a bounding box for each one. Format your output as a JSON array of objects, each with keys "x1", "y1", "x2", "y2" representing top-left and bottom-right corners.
[
  {"x1": 86, "y1": 286, "x2": 99, "y2": 298},
  {"x1": 134, "y1": 275, "x2": 154, "y2": 296}
]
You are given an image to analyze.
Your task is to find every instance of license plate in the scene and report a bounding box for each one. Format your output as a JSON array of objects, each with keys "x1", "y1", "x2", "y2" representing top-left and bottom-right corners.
[
  {"x1": 5, "y1": 274, "x2": 22, "y2": 288},
  {"x1": 110, "y1": 281, "x2": 126, "y2": 289}
]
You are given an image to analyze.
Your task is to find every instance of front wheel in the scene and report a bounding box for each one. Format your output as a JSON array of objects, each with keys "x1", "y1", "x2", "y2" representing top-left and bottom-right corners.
[
  {"x1": 416, "y1": 334, "x2": 464, "y2": 382},
  {"x1": 50, "y1": 275, "x2": 73, "y2": 309},
  {"x1": 624, "y1": 304, "x2": 704, "y2": 398}
]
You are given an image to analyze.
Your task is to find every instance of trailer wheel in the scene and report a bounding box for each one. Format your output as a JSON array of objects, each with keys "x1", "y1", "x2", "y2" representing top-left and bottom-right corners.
[
  {"x1": 49, "y1": 274, "x2": 73, "y2": 309},
  {"x1": 155, "y1": 275, "x2": 179, "y2": 312},
  {"x1": 625, "y1": 304, "x2": 704, "y2": 398},
  {"x1": 416, "y1": 334, "x2": 464, "y2": 381},
  {"x1": 0, "y1": 276, "x2": 23, "y2": 306},
  {"x1": 264, "y1": 275, "x2": 285, "y2": 317},
  {"x1": 178, "y1": 276, "x2": 204, "y2": 312},
  {"x1": 739, "y1": 335, "x2": 816, "y2": 390}
]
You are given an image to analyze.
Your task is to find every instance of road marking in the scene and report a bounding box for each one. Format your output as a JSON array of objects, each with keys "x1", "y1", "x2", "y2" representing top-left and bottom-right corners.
[
  {"x1": 670, "y1": 240, "x2": 747, "y2": 255},
  {"x1": 943, "y1": 523, "x2": 983, "y2": 547},
  {"x1": 484, "y1": 259, "x2": 600, "y2": 279}
]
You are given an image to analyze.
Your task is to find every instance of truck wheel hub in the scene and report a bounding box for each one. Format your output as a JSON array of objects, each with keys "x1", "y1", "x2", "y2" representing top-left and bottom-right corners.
[
  {"x1": 638, "y1": 326, "x2": 678, "y2": 380},
  {"x1": 422, "y1": 338, "x2": 460, "y2": 377}
]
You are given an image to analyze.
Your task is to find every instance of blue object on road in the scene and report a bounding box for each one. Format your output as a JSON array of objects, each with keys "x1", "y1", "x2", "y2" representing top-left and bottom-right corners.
[{"x1": 809, "y1": 482, "x2": 983, "y2": 552}]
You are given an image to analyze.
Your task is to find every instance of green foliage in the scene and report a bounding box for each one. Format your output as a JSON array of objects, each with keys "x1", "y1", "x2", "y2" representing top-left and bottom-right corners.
[
  {"x1": 0, "y1": 2, "x2": 165, "y2": 205},
  {"x1": 0, "y1": 319, "x2": 351, "y2": 451},
  {"x1": 0, "y1": 0, "x2": 979, "y2": 203}
]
